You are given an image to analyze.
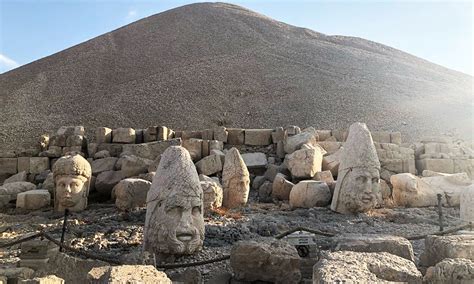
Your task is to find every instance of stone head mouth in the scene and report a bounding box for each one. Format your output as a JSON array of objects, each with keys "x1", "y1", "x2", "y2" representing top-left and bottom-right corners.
[{"x1": 176, "y1": 232, "x2": 194, "y2": 242}]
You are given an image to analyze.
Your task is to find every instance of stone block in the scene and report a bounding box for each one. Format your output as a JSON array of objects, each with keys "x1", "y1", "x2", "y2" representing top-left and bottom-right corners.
[
  {"x1": 0, "y1": 150, "x2": 17, "y2": 158},
  {"x1": 420, "y1": 235, "x2": 474, "y2": 267},
  {"x1": 0, "y1": 158, "x2": 17, "y2": 175},
  {"x1": 322, "y1": 149, "x2": 342, "y2": 177},
  {"x1": 157, "y1": 126, "x2": 169, "y2": 141},
  {"x1": 182, "y1": 138, "x2": 203, "y2": 161},
  {"x1": 271, "y1": 127, "x2": 286, "y2": 143},
  {"x1": 29, "y1": 158, "x2": 49, "y2": 174},
  {"x1": 285, "y1": 125, "x2": 301, "y2": 136},
  {"x1": 258, "y1": 181, "x2": 273, "y2": 203},
  {"x1": 424, "y1": 258, "x2": 474, "y2": 283},
  {"x1": 230, "y1": 240, "x2": 301, "y2": 284},
  {"x1": 96, "y1": 127, "x2": 112, "y2": 144},
  {"x1": 134, "y1": 129, "x2": 144, "y2": 144},
  {"x1": 332, "y1": 129, "x2": 348, "y2": 142},
  {"x1": 244, "y1": 129, "x2": 273, "y2": 146},
  {"x1": 213, "y1": 127, "x2": 228, "y2": 143},
  {"x1": 88, "y1": 143, "x2": 98, "y2": 158},
  {"x1": 195, "y1": 154, "x2": 223, "y2": 176},
  {"x1": 381, "y1": 159, "x2": 403, "y2": 173},
  {"x1": 120, "y1": 155, "x2": 153, "y2": 178},
  {"x1": 416, "y1": 158, "x2": 454, "y2": 174},
  {"x1": 97, "y1": 143, "x2": 123, "y2": 157},
  {"x1": 87, "y1": 265, "x2": 171, "y2": 284},
  {"x1": 390, "y1": 132, "x2": 402, "y2": 145},
  {"x1": 313, "y1": 170, "x2": 335, "y2": 183},
  {"x1": 227, "y1": 128, "x2": 245, "y2": 145},
  {"x1": 425, "y1": 142, "x2": 440, "y2": 154},
  {"x1": 252, "y1": 176, "x2": 266, "y2": 191},
  {"x1": 332, "y1": 234, "x2": 415, "y2": 261},
  {"x1": 241, "y1": 152, "x2": 267, "y2": 170},
  {"x1": 49, "y1": 135, "x2": 66, "y2": 147},
  {"x1": 201, "y1": 140, "x2": 210, "y2": 157},
  {"x1": 202, "y1": 129, "x2": 214, "y2": 140},
  {"x1": 201, "y1": 180, "x2": 223, "y2": 214},
  {"x1": 121, "y1": 139, "x2": 181, "y2": 160},
  {"x1": 112, "y1": 178, "x2": 151, "y2": 211},
  {"x1": 271, "y1": 173, "x2": 294, "y2": 201},
  {"x1": 181, "y1": 130, "x2": 202, "y2": 140},
  {"x1": 284, "y1": 127, "x2": 317, "y2": 154},
  {"x1": 16, "y1": 190, "x2": 51, "y2": 210},
  {"x1": 286, "y1": 146, "x2": 324, "y2": 179},
  {"x1": 317, "y1": 141, "x2": 343, "y2": 154},
  {"x1": 112, "y1": 128, "x2": 136, "y2": 144},
  {"x1": 91, "y1": 157, "x2": 118, "y2": 176},
  {"x1": 95, "y1": 171, "x2": 124, "y2": 196},
  {"x1": 289, "y1": 180, "x2": 331, "y2": 209},
  {"x1": 65, "y1": 135, "x2": 84, "y2": 147},
  {"x1": 209, "y1": 140, "x2": 223, "y2": 151},
  {"x1": 19, "y1": 275, "x2": 64, "y2": 284}
]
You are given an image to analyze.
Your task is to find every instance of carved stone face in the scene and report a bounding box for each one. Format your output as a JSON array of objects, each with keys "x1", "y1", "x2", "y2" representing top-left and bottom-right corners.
[
  {"x1": 342, "y1": 168, "x2": 380, "y2": 213},
  {"x1": 152, "y1": 193, "x2": 205, "y2": 255},
  {"x1": 55, "y1": 175, "x2": 88, "y2": 212}
]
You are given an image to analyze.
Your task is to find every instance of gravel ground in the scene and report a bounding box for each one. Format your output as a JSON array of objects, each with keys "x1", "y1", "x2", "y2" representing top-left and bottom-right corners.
[
  {"x1": 0, "y1": 196, "x2": 466, "y2": 282},
  {"x1": 0, "y1": 2, "x2": 472, "y2": 150}
]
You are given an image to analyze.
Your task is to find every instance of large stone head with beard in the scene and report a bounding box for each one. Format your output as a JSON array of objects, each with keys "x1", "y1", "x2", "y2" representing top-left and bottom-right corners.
[
  {"x1": 330, "y1": 122, "x2": 381, "y2": 214},
  {"x1": 53, "y1": 154, "x2": 92, "y2": 212},
  {"x1": 144, "y1": 146, "x2": 204, "y2": 256}
]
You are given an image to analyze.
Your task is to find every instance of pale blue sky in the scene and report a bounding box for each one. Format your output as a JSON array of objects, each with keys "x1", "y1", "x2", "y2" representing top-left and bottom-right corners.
[{"x1": 0, "y1": 0, "x2": 472, "y2": 75}]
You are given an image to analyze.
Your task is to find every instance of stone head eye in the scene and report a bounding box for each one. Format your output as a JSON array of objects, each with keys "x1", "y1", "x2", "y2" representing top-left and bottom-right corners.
[
  {"x1": 372, "y1": 177, "x2": 379, "y2": 183},
  {"x1": 192, "y1": 206, "x2": 201, "y2": 215}
]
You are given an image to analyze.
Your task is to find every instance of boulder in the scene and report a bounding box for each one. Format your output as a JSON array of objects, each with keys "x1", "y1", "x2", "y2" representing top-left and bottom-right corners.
[
  {"x1": 241, "y1": 152, "x2": 267, "y2": 171},
  {"x1": 284, "y1": 127, "x2": 318, "y2": 154},
  {"x1": 200, "y1": 180, "x2": 223, "y2": 214},
  {"x1": 289, "y1": 180, "x2": 331, "y2": 209},
  {"x1": 222, "y1": 148, "x2": 250, "y2": 209},
  {"x1": 424, "y1": 258, "x2": 474, "y2": 283},
  {"x1": 244, "y1": 129, "x2": 273, "y2": 146},
  {"x1": 91, "y1": 157, "x2": 118, "y2": 176},
  {"x1": 332, "y1": 234, "x2": 415, "y2": 262},
  {"x1": 87, "y1": 265, "x2": 171, "y2": 284},
  {"x1": 112, "y1": 128, "x2": 136, "y2": 144},
  {"x1": 322, "y1": 149, "x2": 342, "y2": 176},
  {"x1": 313, "y1": 251, "x2": 422, "y2": 283},
  {"x1": 93, "y1": 150, "x2": 111, "y2": 159},
  {"x1": 195, "y1": 154, "x2": 223, "y2": 176},
  {"x1": 230, "y1": 240, "x2": 301, "y2": 284},
  {"x1": 271, "y1": 173, "x2": 294, "y2": 201},
  {"x1": 420, "y1": 235, "x2": 474, "y2": 267},
  {"x1": 258, "y1": 181, "x2": 273, "y2": 203},
  {"x1": 16, "y1": 190, "x2": 51, "y2": 210},
  {"x1": 95, "y1": 171, "x2": 124, "y2": 196},
  {"x1": 96, "y1": 127, "x2": 112, "y2": 143},
  {"x1": 112, "y1": 178, "x2": 151, "y2": 211},
  {"x1": 120, "y1": 155, "x2": 153, "y2": 178},
  {"x1": 286, "y1": 145, "x2": 324, "y2": 179},
  {"x1": 252, "y1": 176, "x2": 266, "y2": 190},
  {"x1": 3, "y1": 171, "x2": 27, "y2": 184},
  {"x1": 121, "y1": 139, "x2": 181, "y2": 160}
]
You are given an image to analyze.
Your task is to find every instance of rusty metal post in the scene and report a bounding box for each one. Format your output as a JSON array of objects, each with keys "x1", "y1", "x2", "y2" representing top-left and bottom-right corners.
[
  {"x1": 59, "y1": 209, "x2": 69, "y2": 252},
  {"x1": 437, "y1": 194, "x2": 444, "y2": 232}
]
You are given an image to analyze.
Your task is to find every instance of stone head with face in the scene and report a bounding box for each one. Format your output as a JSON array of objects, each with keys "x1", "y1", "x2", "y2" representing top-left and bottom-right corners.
[
  {"x1": 53, "y1": 154, "x2": 92, "y2": 212},
  {"x1": 144, "y1": 146, "x2": 205, "y2": 256},
  {"x1": 331, "y1": 123, "x2": 381, "y2": 214}
]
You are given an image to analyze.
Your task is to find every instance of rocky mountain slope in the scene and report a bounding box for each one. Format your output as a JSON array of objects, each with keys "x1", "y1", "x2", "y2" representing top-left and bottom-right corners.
[{"x1": 0, "y1": 2, "x2": 472, "y2": 148}]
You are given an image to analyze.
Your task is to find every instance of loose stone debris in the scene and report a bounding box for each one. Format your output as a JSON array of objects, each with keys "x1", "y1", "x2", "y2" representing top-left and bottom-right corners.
[{"x1": 1, "y1": 123, "x2": 473, "y2": 283}]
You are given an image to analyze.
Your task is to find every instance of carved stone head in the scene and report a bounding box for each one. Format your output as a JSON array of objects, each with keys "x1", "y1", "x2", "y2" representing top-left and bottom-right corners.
[
  {"x1": 331, "y1": 123, "x2": 381, "y2": 214},
  {"x1": 144, "y1": 146, "x2": 204, "y2": 256},
  {"x1": 53, "y1": 154, "x2": 92, "y2": 212}
]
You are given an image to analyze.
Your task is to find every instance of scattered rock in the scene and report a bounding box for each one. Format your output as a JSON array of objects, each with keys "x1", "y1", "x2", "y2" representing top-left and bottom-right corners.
[
  {"x1": 289, "y1": 180, "x2": 331, "y2": 209},
  {"x1": 112, "y1": 178, "x2": 151, "y2": 211}
]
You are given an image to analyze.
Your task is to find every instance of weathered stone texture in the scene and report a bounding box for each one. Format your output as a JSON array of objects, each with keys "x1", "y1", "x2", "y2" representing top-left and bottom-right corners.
[{"x1": 222, "y1": 148, "x2": 250, "y2": 209}]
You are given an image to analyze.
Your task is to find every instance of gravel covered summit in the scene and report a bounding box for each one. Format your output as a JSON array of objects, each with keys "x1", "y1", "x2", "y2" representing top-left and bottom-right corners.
[{"x1": 0, "y1": 2, "x2": 472, "y2": 149}]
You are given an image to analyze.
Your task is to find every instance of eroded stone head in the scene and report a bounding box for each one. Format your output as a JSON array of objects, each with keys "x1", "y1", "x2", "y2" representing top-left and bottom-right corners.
[
  {"x1": 144, "y1": 146, "x2": 204, "y2": 256},
  {"x1": 331, "y1": 122, "x2": 381, "y2": 214},
  {"x1": 53, "y1": 154, "x2": 92, "y2": 212}
]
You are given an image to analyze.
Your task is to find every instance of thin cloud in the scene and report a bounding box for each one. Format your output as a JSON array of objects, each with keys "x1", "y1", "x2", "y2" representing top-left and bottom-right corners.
[
  {"x1": 126, "y1": 9, "x2": 138, "y2": 21},
  {"x1": 0, "y1": 53, "x2": 20, "y2": 71}
]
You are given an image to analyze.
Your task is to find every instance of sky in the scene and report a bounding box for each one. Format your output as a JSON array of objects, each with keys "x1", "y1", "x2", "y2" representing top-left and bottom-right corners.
[{"x1": 0, "y1": 0, "x2": 472, "y2": 75}]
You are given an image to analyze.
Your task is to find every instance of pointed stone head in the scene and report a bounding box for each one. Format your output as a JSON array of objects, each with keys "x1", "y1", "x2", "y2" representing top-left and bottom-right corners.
[
  {"x1": 144, "y1": 146, "x2": 204, "y2": 256},
  {"x1": 222, "y1": 147, "x2": 250, "y2": 209},
  {"x1": 331, "y1": 122, "x2": 381, "y2": 214},
  {"x1": 53, "y1": 154, "x2": 92, "y2": 212}
]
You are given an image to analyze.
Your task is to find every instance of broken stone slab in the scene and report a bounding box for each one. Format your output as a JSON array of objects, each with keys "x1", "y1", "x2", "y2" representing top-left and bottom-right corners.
[
  {"x1": 244, "y1": 129, "x2": 273, "y2": 146},
  {"x1": 201, "y1": 180, "x2": 223, "y2": 214},
  {"x1": 120, "y1": 155, "x2": 153, "y2": 178},
  {"x1": 284, "y1": 127, "x2": 318, "y2": 154},
  {"x1": 332, "y1": 234, "x2": 415, "y2": 262},
  {"x1": 3, "y1": 171, "x2": 27, "y2": 184},
  {"x1": 222, "y1": 148, "x2": 250, "y2": 209},
  {"x1": 121, "y1": 138, "x2": 181, "y2": 160},
  {"x1": 424, "y1": 258, "x2": 474, "y2": 283},
  {"x1": 227, "y1": 128, "x2": 245, "y2": 145},
  {"x1": 95, "y1": 170, "x2": 124, "y2": 197},
  {"x1": 182, "y1": 138, "x2": 203, "y2": 161},
  {"x1": 241, "y1": 152, "x2": 267, "y2": 171},
  {"x1": 289, "y1": 180, "x2": 331, "y2": 209},
  {"x1": 112, "y1": 178, "x2": 151, "y2": 211},
  {"x1": 112, "y1": 128, "x2": 136, "y2": 144},
  {"x1": 286, "y1": 145, "x2": 324, "y2": 179},
  {"x1": 16, "y1": 190, "x2": 51, "y2": 210},
  {"x1": 91, "y1": 157, "x2": 118, "y2": 176},
  {"x1": 230, "y1": 240, "x2": 301, "y2": 284},
  {"x1": 96, "y1": 127, "x2": 112, "y2": 144},
  {"x1": 87, "y1": 265, "x2": 171, "y2": 284},
  {"x1": 0, "y1": 182, "x2": 37, "y2": 207},
  {"x1": 271, "y1": 173, "x2": 294, "y2": 201},
  {"x1": 195, "y1": 154, "x2": 223, "y2": 176},
  {"x1": 0, "y1": 158, "x2": 18, "y2": 175},
  {"x1": 420, "y1": 235, "x2": 474, "y2": 267},
  {"x1": 313, "y1": 251, "x2": 422, "y2": 283}
]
